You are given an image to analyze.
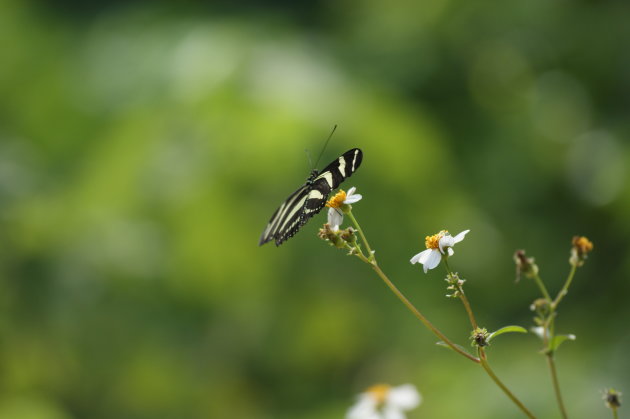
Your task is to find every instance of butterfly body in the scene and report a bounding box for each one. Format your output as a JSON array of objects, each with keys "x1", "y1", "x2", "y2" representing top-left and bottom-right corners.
[{"x1": 259, "y1": 148, "x2": 363, "y2": 246}]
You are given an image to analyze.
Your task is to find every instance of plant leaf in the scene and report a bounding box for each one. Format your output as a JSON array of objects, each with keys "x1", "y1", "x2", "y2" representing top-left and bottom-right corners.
[
  {"x1": 549, "y1": 334, "x2": 576, "y2": 352},
  {"x1": 487, "y1": 325, "x2": 528, "y2": 342}
]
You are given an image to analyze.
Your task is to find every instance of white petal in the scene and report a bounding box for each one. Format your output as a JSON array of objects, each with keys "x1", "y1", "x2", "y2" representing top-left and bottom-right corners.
[
  {"x1": 346, "y1": 395, "x2": 379, "y2": 419},
  {"x1": 382, "y1": 406, "x2": 405, "y2": 419},
  {"x1": 453, "y1": 229, "x2": 470, "y2": 243},
  {"x1": 417, "y1": 249, "x2": 433, "y2": 264},
  {"x1": 410, "y1": 249, "x2": 431, "y2": 264},
  {"x1": 410, "y1": 249, "x2": 429, "y2": 264},
  {"x1": 531, "y1": 326, "x2": 545, "y2": 339},
  {"x1": 345, "y1": 194, "x2": 363, "y2": 204},
  {"x1": 424, "y1": 250, "x2": 442, "y2": 272},
  {"x1": 328, "y1": 208, "x2": 343, "y2": 230},
  {"x1": 447, "y1": 248, "x2": 454, "y2": 257},
  {"x1": 347, "y1": 186, "x2": 356, "y2": 196},
  {"x1": 388, "y1": 384, "x2": 421, "y2": 409},
  {"x1": 438, "y1": 234, "x2": 454, "y2": 253}
]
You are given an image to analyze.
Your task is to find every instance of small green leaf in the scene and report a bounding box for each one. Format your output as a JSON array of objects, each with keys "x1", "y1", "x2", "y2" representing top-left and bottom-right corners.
[
  {"x1": 436, "y1": 341, "x2": 474, "y2": 357},
  {"x1": 487, "y1": 325, "x2": 528, "y2": 342},
  {"x1": 549, "y1": 334, "x2": 576, "y2": 352}
]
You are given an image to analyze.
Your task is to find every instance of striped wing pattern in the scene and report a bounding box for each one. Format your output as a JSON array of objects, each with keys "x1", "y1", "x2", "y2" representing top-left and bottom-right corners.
[{"x1": 259, "y1": 148, "x2": 363, "y2": 246}]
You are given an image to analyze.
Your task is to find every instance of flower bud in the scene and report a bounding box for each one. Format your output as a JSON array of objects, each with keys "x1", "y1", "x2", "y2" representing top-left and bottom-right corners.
[
  {"x1": 570, "y1": 236, "x2": 593, "y2": 267},
  {"x1": 530, "y1": 298, "x2": 550, "y2": 314},
  {"x1": 514, "y1": 250, "x2": 538, "y2": 282},
  {"x1": 318, "y1": 224, "x2": 345, "y2": 248},
  {"x1": 340, "y1": 227, "x2": 357, "y2": 244},
  {"x1": 470, "y1": 327, "x2": 490, "y2": 347},
  {"x1": 603, "y1": 388, "x2": 622, "y2": 410}
]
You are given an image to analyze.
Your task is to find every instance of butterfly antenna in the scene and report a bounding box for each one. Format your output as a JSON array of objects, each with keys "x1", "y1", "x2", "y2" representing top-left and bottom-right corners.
[
  {"x1": 305, "y1": 148, "x2": 314, "y2": 171},
  {"x1": 313, "y1": 124, "x2": 338, "y2": 169}
]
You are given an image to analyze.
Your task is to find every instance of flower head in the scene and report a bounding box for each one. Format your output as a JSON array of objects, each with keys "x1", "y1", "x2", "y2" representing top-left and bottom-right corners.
[
  {"x1": 514, "y1": 249, "x2": 539, "y2": 282},
  {"x1": 346, "y1": 383, "x2": 421, "y2": 419},
  {"x1": 603, "y1": 388, "x2": 622, "y2": 410},
  {"x1": 410, "y1": 230, "x2": 470, "y2": 273},
  {"x1": 470, "y1": 327, "x2": 490, "y2": 347},
  {"x1": 326, "y1": 187, "x2": 362, "y2": 231},
  {"x1": 570, "y1": 235, "x2": 593, "y2": 267}
]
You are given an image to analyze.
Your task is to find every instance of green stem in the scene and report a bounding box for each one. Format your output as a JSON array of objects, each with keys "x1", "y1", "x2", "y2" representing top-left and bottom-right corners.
[
  {"x1": 343, "y1": 213, "x2": 535, "y2": 416},
  {"x1": 444, "y1": 259, "x2": 478, "y2": 329},
  {"x1": 546, "y1": 353, "x2": 569, "y2": 419},
  {"x1": 344, "y1": 243, "x2": 369, "y2": 263},
  {"x1": 479, "y1": 348, "x2": 537, "y2": 419},
  {"x1": 346, "y1": 212, "x2": 478, "y2": 363},
  {"x1": 552, "y1": 264, "x2": 577, "y2": 309},
  {"x1": 612, "y1": 407, "x2": 618, "y2": 419},
  {"x1": 446, "y1": 264, "x2": 533, "y2": 417},
  {"x1": 532, "y1": 273, "x2": 552, "y2": 303},
  {"x1": 346, "y1": 210, "x2": 375, "y2": 262},
  {"x1": 536, "y1": 263, "x2": 577, "y2": 418},
  {"x1": 459, "y1": 290, "x2": 478, "y2": 330},
  {"x1": 370, "y1": 262, "x2": 480, "y2": 363}
]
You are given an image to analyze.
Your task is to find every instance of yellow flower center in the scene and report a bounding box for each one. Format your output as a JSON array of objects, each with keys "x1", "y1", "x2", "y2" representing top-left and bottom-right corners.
[
  {"x1": 425, "y1": 230, "x2": 448, "y2": 249},
  {"x1": 366, "y1": 384, "x2": 391, "y2": 405},
  {"x1": 572, "y1": 236, "x2": 593, "y2": 254},
  {"x1": 326, "y1": 189, "x2": 347, "y2": 209}
]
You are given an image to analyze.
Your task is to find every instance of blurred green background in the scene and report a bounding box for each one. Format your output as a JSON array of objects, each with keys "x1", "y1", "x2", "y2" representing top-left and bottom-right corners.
[{"x1": 1, "y1": 0, "x2": 629, "y2": 418}]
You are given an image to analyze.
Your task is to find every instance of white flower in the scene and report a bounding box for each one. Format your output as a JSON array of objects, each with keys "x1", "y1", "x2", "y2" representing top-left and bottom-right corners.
[
  {"x1": 346, "y1": 384, "x2": 421, "y2": 419},
  {"x1": 531, "y1": 326, "x2": 546, "y2": 340},
  {"x1": 410, "y1": 229, "x2": 470, "y2": 273},
  {"x1": 326, "y1": 186, "x2": 362, "y2": 231}
]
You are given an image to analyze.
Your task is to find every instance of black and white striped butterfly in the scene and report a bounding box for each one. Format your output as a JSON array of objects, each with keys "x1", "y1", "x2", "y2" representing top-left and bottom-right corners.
[{"x1": 259, "y1": 148, "x2": 363, "y2": 246}]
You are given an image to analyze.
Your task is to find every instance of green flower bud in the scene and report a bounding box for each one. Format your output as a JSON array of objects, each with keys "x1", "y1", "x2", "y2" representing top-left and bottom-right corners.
[{"x1": 470, "y1": 327, "x2": 490, "y2": 347}]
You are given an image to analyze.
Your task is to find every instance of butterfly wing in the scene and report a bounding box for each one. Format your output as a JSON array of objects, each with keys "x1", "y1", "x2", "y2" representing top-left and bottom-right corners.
[
  {"x1": 313, "y1": 148, "x2": 363, "y2": 190},
  {"x1": 258, "y1": 184, "x2": 310, "y2": 246},
  {"x1": 259, "y1": 148, "x2": 363, "y2": 246}
]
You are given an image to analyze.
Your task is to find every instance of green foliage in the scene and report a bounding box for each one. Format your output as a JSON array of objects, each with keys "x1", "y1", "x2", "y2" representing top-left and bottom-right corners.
[
  {"x1": 549, "y1": 334, "x2": 577, "y2": 353},
  {"x1": 487, "y1": 326, "x2": 528, "y2": 343},
  {"x1": 0, "y1": 0, "x2": 629, "y2": 418}
]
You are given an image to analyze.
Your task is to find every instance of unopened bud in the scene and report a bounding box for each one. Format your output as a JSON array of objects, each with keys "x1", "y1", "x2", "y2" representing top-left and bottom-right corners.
[
  {"x1": 318, "y1": 224, "x2": 345, "y2": 248},
  {"x1": 514, "y1": 250, "x2": 538, "y2": 282},
  {"x1": 470, "y1": 327, "x2": 489, "y2": 347},
  {"x1": 603, "y1": 388, "x2": 622, "y2": 410},
  {"x1": 570, "y1": 236, "x2": 593, "y2": 267},
  {"x1": 530, "y1": 298, "x2": 550, "y2": 314},
  {"x1": 340, "y1": 227, "x2": 357, "y2": 244}
]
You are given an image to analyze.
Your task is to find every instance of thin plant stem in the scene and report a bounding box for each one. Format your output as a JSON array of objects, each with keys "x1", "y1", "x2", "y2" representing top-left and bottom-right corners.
[
  {"x1": 346, "y1": 211, "x2": 478, "y2": 363},
  {"x1": 444, "y1": 259, "x2": 477, "y2": 329},
  {"x1": 370, "y1": 262, "x2": 480, "y2": 363},
  {"x1": 546, "y1": 353, "x2": 569, "y2": 419},
  {"x1": 458, "y1": 290, "x2": 478, "y2": 330},
  {"x1": 612, "y1": 407, "x2": 619, "y2": 419},
  {"x1": 478, "y1": 348, "x2": 537, "y2": 419},
  {"x1": 345, "y1": 210, "x2": 375, "y2": 262},
  {"x1": 552, "y1": 264, "x2": 577, "y2": 309},
  {"x1": 541, "y1": 313, "x2": 567, "y2": 419},
  {"x1": 444, "y1": 261, "x2": 533, "y2": 417},
  {"x1": 534, "y1": 263, "x2": 577, "y2": 419},
  {"x1": 532, "y1": 273, "x2": 552, "y2": 303},
  {"x1": 345, "y1": 211, "x2": 536, "y2": 417}
]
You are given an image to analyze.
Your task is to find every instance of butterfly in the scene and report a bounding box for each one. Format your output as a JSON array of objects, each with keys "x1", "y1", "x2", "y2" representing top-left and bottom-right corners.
[{"x1": 259, "y1": 148, "x2": 363, "y2": 246}]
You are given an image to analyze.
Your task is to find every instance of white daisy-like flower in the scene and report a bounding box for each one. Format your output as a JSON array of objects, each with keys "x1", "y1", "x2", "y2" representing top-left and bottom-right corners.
[
  {"x1": 410, "y1": 229, "x2": 470, "y2": 273},
  {"x1": 326, "y1": 187, "x2": 362, "y2": 231},
  {"x1": 346, "y1": 383, "x2": 421, "y2": 419}
]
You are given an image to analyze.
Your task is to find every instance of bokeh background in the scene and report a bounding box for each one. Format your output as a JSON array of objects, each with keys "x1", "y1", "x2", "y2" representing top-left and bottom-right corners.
[{"x1": 1, "y1": 0, "x2": 629, "y2": 418}]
